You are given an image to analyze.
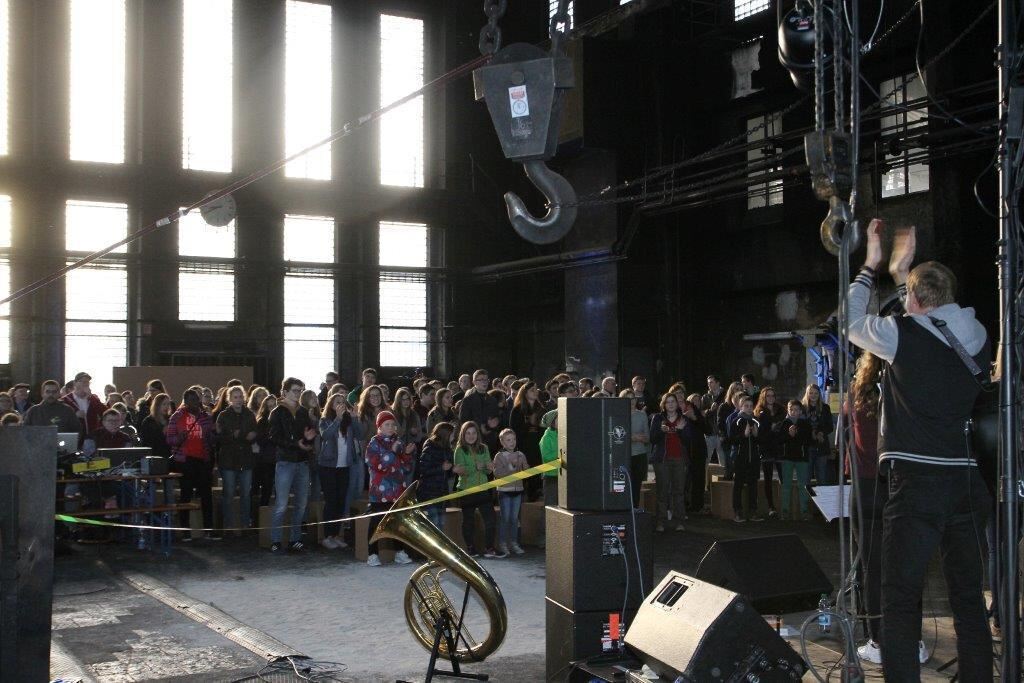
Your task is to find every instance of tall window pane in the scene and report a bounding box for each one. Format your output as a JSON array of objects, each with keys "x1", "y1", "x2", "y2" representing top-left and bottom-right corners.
[
  {"x1": 380, "y1": 15, "x2": 424, "y2": 187},
  {"x1": 285, "y1": 0, "x2": 332, "y2": 180},
  {"x1": 0, "y1": 1, "x2": 9, "y2": 156},
  {"x1": 69, "y1": 0, "x2": 125, "y2": 163},
  {"x1": 747, "y1": 113, "x2": 783, "y2": 210},
  {"x1": 283, "y1": 214, "x2": 334, "y2": 263},
  {"x1": 183, "y1": 0, "x2": 233, "y2": 172},
  {"x1": 66, "y1": 200, "x2": 128, "y2": 253},
  {"x1": 881, "y1": 74, "x2": 929, "y2": 198},
  {"x1": 178, "y1": 210, "x2": 235, "y2": 259},
  {"x1": 65, "y1": 201, "x2": 128, "y2": 390},
  {"x1": 179, "y1": 268, "x2": 234, "y2": 322},
  {"x1": 735, "y1": 0, "x2": 770, "y2": 21},
  {"x1": 379, "y1": 221, "x2": 428, "y2": 367},
  {"x1": 0, "y1": 196, "x2": 11, "y2": 364},
  {"x1": 284, "y1": 326, "x2": 334, "y2": 390},
  {"x1": 283, "y1": 275, "x2": 334, "y2": 325}
]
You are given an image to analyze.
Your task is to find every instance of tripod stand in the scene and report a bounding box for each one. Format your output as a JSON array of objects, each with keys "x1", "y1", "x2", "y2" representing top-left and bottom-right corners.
[{"x1": 406, "y1": 579, "x2": 488, "y2": 683}]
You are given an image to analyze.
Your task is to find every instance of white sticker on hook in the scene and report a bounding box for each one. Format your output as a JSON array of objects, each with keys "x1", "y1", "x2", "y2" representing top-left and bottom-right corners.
[{"x1": 508, "y1": 85, "x2": 530, "y2": 118}]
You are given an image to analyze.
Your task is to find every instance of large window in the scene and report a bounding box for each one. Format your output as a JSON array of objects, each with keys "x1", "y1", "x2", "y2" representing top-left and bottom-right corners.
[
  {"x1": 64, "y1": 200, "x2": 129, "y2": 391},
  {"x1": 548, "y1": 1, "x2": 573, "y2": 31},
  {"x1": 746, "y1": 112, "x2": 783, "y2": 210},
  {"x1": 880, "y1": 74, "x2": 929, "y2": 198},
  {"x1": 283, "y1": 214, "x2": 335, "y2": 386},
  {"x1": 284, "y1": 0, "x2": 332, "y2": 180},
  {"x1": 379, "y1": 221, "x2": 428, "y2": 367},
  {"x1": 178, "y1": 210, "x2": 235, "y2": 322},
  {"x1": 0, "y1": 196, "x2": 11, "y2": 364},
  {"x1": 182, "y1": 0, "x2": 233, "y2": 172},
  {"x1": 0, "y1": 1, "x2": 9, "y2": 156},
  {"x1": 735, "y1": 0, "x2": 770, "y2": 21},
  {"x1": 69, "y1": 0, "x2": 125, "y2": 163},
  {"x1": 380, "y1": 15, "x2": 425, "y2": 187}
]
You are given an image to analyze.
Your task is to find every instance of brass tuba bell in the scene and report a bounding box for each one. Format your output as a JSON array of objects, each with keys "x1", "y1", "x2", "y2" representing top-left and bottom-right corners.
[{"x1": 371, "y1": 483, "x2": 508, "y2": 661}]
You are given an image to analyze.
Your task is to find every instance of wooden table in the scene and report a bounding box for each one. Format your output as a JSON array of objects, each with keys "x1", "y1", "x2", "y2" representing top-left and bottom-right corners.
[{"x1": 57, "y1": 472, "x2": 195, "y2": 554}]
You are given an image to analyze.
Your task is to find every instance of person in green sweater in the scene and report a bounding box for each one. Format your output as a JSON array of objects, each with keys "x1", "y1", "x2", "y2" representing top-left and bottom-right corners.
[
  {"x1": 539, "y1": 409, "x2": 560, "y2": 505},
  {"x1": 453, "y1": 421, "x2": 502, "y2": 558}
]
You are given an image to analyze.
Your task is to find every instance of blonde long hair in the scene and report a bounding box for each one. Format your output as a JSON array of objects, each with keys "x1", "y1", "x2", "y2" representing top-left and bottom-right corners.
[{"x1": 852, "y1": 351, "x2": 883, "y2": 419}]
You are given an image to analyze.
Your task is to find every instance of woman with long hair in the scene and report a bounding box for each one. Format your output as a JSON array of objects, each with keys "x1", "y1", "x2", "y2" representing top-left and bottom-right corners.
[
  {"x1": 300, "y1": 389, "x2": 322, "y2": 502},
  {"x1": 802, "y1": 384, "x2": 835, "y2": 485},
  {"x1": 417, "y1": 421, "x2": 456, "y2": 529},
  {"x1": 426, "y1": 388, "x2": 457, "y2": 434},
  {"x1": 452, "y1": 421, "x2": 499, "y2": 557},
  {"x1": 391, "y1": 387, "x2": 423, "y2": 446},
  {"x1": 355, "y1": 385, "x2": 385, "y2": 496},
  {"x1": 252, "y1": 395, "x2": 279, "y2": 507},
  {"x1": 318, "y1": 393, "x2": 363, "y2": 549},
  {"x1": 215, "y1": 386, "x2": 258, "y2": 533},
  {"x1": 848, "y1": 351, "x2": 888, "y2": 662},
  {"x1": 649, "y1": 392, "x2": 693, "y2": 531},
  {"x1": 509, "y1": 381, "x2": 546, "y2": 501},
  {"x1": 246, "y1": 386, "x2": 269, "y2": 415},
  {"x1": 717, "y1": 381, "x2": 744, "y2": 478},
  {"x1": 139, "y1": 393, "x2": 173, "y2": 460},
  {"x1": 754, "y1": 386, "x2": 786, "y2": 518}
]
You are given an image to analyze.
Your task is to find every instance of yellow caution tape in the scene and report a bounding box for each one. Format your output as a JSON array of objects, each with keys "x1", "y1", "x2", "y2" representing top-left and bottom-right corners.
[{"x1": 55, "y1": 460, "x2": 560, "y2": 533}]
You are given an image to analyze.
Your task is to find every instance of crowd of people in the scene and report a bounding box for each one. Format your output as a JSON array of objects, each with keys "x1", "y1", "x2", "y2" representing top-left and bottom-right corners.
[{"x1": 17, "y1": 363, "x2": 847, "y2": 564}]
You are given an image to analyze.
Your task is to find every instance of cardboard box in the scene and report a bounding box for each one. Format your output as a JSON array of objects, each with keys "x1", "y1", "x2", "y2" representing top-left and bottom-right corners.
[
  {"x1": 639, "y1": 486, "x2": 657, "y2": 515},
  {"x1": 354, "y1": 513, "x2": 395, "y2": 563},
  {"x1": 441, "y1": 504, "x2": 494, "y2": 552},
  {"x1": 710, "y1": 479, "x2": 782, "y2": 519},
  {"x1": 705, "y1": 463, "x2": 726, "y2": 491},
  {"x1": 189, "y1": 507, "x2": 206, "y2": 541}
]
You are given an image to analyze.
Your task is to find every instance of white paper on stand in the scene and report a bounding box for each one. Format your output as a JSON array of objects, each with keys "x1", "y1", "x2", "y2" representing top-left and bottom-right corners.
[{"x1": 808, "y1": 484, "x2": 853, "y2": 521}]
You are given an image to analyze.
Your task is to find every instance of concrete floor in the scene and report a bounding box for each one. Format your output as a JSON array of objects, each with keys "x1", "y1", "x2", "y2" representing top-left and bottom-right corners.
[{"x1": 50, "y1": 512, "x2": 1000, "y2": 682}]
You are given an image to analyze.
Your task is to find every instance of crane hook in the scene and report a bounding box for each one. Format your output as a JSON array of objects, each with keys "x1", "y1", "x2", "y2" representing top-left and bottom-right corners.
[
  {"x1": 503, "y1": 159, "x2": 578, "y2": 245},
  {"x1": 820, "y1": 195, "x2": 861, "y2": 256}
]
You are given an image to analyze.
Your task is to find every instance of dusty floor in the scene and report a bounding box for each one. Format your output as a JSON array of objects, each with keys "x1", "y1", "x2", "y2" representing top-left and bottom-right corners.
[{"x1": 50, "y1": 511, "x2": 999, "y2": 682}]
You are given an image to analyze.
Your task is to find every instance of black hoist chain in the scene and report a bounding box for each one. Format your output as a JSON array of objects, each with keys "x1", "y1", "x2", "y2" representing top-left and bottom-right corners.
[{"x1": 479, "y1": 0, "x2": 508, "y2": 56}]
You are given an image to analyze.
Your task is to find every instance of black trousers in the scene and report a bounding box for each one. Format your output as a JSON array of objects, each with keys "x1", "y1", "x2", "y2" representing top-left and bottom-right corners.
[
  {"x1": 732, "y1": 449, "x2": 759, "y2": 514},
  {"x1": 630, "y1": 453, "x2": 648, "y2": 507},
  {"x1": 687, "y1": 451, "x2": 705, "y2": 512},
  {"x1": 853, "y1": 475, "x2": 888, "y2": 642},
  {"x1": 252, "y1": 460, "x2": 276, "y2": 507},
  {"x1": 881, "y1": 463, "x2": 992, "y2": 681},
  {"x1": 460, "y1": 491, "x2": 496, "y2": 552},
  {"x1": 319, "y1": 465, "x2": 350, "y2": 537},
  {"x1": 174, "y1": 457, "x2": 213, "y2": 529}
]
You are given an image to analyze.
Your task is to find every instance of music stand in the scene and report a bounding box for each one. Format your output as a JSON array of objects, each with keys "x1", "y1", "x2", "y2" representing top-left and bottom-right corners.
[{"x1": 403, "y1": 579, "x2": 488, "y2": 683}]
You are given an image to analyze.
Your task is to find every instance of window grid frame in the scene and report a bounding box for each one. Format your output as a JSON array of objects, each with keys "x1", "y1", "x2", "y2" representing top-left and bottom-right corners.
[
  {"x1": 746, "y1": 111, "x2": 784, "y2": 210},
  {"x1": 378, "y1": 221, "x2": 430, "y2": 368},
  {"x1": 879, "y1": 74, "x2": 930, "y2": 199}
]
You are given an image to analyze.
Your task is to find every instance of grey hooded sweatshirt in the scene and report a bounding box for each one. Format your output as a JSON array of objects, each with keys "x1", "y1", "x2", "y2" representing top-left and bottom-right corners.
[{"x1": 848, "y1": 268, "x2": 989, "y2": 470}]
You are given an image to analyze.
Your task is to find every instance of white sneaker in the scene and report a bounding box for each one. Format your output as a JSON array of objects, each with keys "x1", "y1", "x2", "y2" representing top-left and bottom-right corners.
[
  {"x1": 510, "y1": 543, "x2": 525, "y2": 555},
  {"x1": 334, "y1": 537, "x2": 348, "y2": 549},
  {"x1": 918, "y1": 640, "x2": 930, "y2": 664},
  {"x1": 394, "y1": 550, "x2": 412, "y2": 565},
  {"x1": 857, "y1": 640, "x2": 882, "y2": 664},
  {"x1": 320, "y1": 536, "x2": 339, "y2": 550},
  {"x1": 366, "y1": 553, "x2": 382, "y2": 567},
  {"x1": 496, "y1": 543, "x2": 509, "y2": 556}
]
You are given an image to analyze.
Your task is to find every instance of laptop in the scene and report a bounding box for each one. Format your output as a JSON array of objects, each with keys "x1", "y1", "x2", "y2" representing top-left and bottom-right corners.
[
  {"x1": 96, "y1": 447, "x2": 152, "y2": 469},
  {"x1": 57, "y1": 432, "x2": 80, "y2": 454}
]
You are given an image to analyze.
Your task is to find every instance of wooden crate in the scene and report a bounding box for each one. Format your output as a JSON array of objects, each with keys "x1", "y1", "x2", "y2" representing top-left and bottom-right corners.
[
  {"x1": 639, "y1": 486, "x2": 657, "y2": 515},
  {"x1": 705, "y1": 463, "x2": 726, "y2": 491},
  {"x1": 354, "y1": 513, "x2": 396, "y2": 563}
]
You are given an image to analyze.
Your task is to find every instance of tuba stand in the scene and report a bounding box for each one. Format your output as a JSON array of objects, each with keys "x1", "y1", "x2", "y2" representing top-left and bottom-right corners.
[{"x1": 408, "y1": 580, "x2": 489, "y2": 683}]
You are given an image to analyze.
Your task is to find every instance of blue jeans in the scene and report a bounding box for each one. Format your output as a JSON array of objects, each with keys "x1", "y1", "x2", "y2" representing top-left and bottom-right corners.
[
  {"x1": 779, "y1": 461, "x2": 811, "y2": 514},
  {"x1": 220, "y1": 468, "x2": 253, "y2": 530},
  {"x1": 881, "y1": 463, "x2": 991, "y2": 681},
  {"x1": 811, "y1": 448, "x2": 835, "y2": 485},
  {"x1": 422, "y1": 503, "x2": 444, "y2": 530},
  {"x1": 272, "y1": 460, "x2": 310, "y2": 543},
  {"x1": 497, "y1": 491, "x2": 523, "y2": 547}
]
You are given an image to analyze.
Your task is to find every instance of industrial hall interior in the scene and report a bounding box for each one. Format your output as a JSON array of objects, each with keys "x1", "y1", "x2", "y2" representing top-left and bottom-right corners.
[{"x1": 2, "y1": 0, "x2": 1022, "y2": 681}]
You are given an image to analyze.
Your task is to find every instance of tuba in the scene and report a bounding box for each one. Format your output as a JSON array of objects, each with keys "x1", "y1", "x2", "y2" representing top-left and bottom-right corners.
[{"x1": 371, "y1": 483, "x2": 508, "y2": 661}]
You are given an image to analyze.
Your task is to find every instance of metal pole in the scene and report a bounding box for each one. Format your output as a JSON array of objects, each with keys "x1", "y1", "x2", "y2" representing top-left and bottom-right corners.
[{"x1": 997, "y1": 0, "x2": 1021, "y2": 678}]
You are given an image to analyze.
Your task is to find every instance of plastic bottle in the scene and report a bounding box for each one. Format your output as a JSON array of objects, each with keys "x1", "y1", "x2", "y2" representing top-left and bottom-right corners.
[{"x1": 817, "y1": 594, "x2": 832, "y2": 634}]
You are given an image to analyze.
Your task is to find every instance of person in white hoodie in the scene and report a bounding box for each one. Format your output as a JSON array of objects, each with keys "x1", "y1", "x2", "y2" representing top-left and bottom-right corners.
[{"x1": 848, "y1": 220, "x2": 991, "y2": 681}]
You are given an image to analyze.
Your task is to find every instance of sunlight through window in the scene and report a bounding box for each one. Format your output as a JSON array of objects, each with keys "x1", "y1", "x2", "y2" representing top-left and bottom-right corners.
[
  {"x1": 182, "y1": 0, "x2": 233, "y2": 172},
  {"x1": 380, "y1": 15, "x2": 424, "y2": 187},
  {"x1": 285, "y1": 0, "x2": 332, "y2": 180},
  {"x1": 69, "y1": 0, "x2": 125, "y2": 163}
]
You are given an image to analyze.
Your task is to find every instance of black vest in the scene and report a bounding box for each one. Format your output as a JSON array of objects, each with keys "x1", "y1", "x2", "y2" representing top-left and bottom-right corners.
[{"x1": 878, "y1": 316, "x2": 988, "y2": 469}]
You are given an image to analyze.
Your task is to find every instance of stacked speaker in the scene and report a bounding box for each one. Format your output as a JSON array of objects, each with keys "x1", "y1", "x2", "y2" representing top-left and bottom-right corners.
[{"x1": 545, "y1": 397, "x2": 653, "y2": 681}]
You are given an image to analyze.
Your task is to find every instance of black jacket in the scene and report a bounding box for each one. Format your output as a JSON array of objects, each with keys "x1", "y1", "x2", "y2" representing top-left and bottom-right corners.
[
  {"x1": 269, "y1": 404, "x2": 313, "y2": 463},
  {"x1": 417, "y1": 440, "x2": 453, "y2": 501},
  {"x1": 216, "y1": 407, "x2": 258, "y2": 470},
  {"x1": 139, "y1": 416, "x2": 172, "y2": 459}
]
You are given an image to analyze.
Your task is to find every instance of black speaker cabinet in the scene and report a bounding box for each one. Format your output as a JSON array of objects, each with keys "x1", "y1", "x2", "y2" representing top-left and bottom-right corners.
[
  {"x1": 546, "y1": 597, "x2": 636, "y2": 682},
  {"x1": 546, "y1": 506, "x2": 653, "y2": 612},
  {"x1": 695, "y1": 534, "x2": 833, "y2": 614},
  {"x1": 557, "y1": 397, "x2": 631, "y2": 511},
  {"x1": 624, "y1": 571, "x2": 806, "y2": 682}
]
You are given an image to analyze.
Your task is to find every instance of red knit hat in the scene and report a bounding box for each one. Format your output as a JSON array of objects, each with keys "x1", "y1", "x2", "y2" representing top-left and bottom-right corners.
[{"x1": 376, "y1": 410, "x2": 397, "y2": 429}]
